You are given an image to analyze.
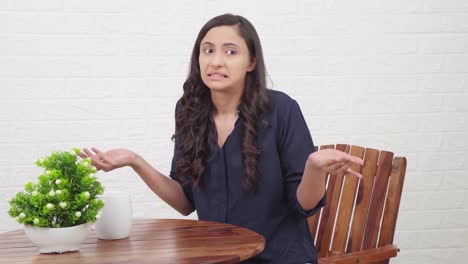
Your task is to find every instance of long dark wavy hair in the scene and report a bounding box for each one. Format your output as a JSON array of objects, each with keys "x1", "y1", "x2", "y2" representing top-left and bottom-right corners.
[{"x1": 174, "y1": 14, "x2": 270, "y2": 191}]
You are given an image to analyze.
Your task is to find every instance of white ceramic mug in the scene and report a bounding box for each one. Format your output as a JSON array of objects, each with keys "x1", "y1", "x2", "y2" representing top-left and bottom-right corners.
[{"x1": 94, "y1": 191, "x2": 133, "y2": 240}]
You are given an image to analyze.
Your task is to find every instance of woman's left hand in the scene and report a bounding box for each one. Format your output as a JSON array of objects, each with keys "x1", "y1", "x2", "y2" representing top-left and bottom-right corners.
[{"x1": 307, "y1": 149, "x2": 364, "y2": 179}]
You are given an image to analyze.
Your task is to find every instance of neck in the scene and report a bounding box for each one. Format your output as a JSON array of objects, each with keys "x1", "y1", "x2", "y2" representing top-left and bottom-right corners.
[{"x1": 210, "y1": 89, "x2": 242, "y2": 117}]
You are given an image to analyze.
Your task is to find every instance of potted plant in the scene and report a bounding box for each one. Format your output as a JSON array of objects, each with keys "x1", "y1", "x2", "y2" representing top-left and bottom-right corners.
[{"x1": 8, "y1": 148, "x2": 105, "y2": 253}]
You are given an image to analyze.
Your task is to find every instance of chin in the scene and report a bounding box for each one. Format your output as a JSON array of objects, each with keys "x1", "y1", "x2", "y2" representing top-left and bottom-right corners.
[{"x1": 204, "y1": 82, "x2": 230, "y2": 92}]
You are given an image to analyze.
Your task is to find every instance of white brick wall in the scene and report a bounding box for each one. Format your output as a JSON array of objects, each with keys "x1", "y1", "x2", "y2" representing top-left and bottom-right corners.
[{"x1": 1, "y1": 1, "x2": 467, "y2": 263}]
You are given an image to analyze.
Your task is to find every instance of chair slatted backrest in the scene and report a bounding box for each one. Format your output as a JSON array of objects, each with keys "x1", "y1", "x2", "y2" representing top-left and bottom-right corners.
[{"x1": 308, "y1": 144, "x2": 406, "y2": 263}]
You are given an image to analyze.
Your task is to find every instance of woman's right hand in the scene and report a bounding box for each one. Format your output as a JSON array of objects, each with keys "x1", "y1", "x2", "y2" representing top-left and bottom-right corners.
[{"x1": 79, "y1": 147, "x2": 138, "y2": 172}]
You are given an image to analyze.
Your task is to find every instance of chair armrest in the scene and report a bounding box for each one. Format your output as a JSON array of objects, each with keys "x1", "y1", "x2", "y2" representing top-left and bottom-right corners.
[{"x1": 318, "y1": 244, "x2": 399, "y2": 264}]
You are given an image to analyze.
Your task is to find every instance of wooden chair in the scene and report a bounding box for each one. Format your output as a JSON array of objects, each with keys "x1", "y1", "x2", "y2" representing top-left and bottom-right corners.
[{"x1": 309, "y1": 144, "x2": 407, "y2": 264}]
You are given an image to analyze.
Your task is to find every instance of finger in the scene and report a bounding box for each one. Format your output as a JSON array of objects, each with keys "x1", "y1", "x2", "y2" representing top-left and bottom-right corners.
[
  {"x1": 91, "y1": 147, "x2": 107, "y2": 162},
  {"x1": 83, "y1": 148, "x2": 106, "y2": 169},
  {"x1": 83, "y1": 148, "x2": 98, "y2": 162},
  {"x1": 328, "y1": 162, "x2": 344, "y2": 170},
  {"x1": 337, "y1": 155, "x2": 364, "y2": 166},
  {"x1": 335, "y1": 162, "x2": 353, "y2": 174},
  {"x1": 325, "y1": 158, "x2": 340, "y2": 166},
  {"x1": 345, "y1": 168, "x2": 362, "y2": 179},
  {"x1": 349, "y1": 156, "x2": 364, "y2": 166},
  {"x1": 329, "y1": 161, "x2": 353, "y2": 175},
  {"x1": 325, "y1": 154, "x2": 353, "y2": 167},
  {"x1": 320, "y1": 149, "x2": 364, "y2": 167},
  {"x1": 78, "y1": 152, "x2": 88, "y2": 159},
  {"x1": 85, "y1": 148, "x2": 102, "y2": 161},
  {"x1": 326, "y1": 162, "x2": 345, "y2": 174}
]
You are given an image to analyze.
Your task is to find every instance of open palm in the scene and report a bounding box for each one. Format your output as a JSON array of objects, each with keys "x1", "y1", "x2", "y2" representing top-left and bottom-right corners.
[
  {"x1": 79, "y1": 147, "x2": 137, "y2": 172},
  {"x1": 308, "y1": 149, "x2": 364, "y2": 178}
]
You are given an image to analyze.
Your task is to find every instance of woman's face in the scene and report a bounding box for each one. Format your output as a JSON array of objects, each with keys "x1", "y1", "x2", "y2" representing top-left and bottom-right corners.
[{"x1": 199, "y1": 25, "x2": 256, "y2": 93}]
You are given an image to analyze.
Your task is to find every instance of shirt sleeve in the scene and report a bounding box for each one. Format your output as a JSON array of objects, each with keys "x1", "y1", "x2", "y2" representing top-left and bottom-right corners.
[
  {"x1": 168, "y1": 102, "x2": 195, "y2": 209},
  {"x1": 278, "y1": 99, "x2": 326, "y2": 217}
]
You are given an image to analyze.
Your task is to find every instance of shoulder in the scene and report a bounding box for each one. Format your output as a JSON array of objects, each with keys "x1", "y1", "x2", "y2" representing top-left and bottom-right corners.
[
  {"x1": 261, "y1": 89, "x2": 305, "y2": 134},
  {"x1": 268, "y1": 89, "x2": 295, "y2": 104},
  {"x1": 267, "y1": 89, "x2": 299, "y2": 117}
]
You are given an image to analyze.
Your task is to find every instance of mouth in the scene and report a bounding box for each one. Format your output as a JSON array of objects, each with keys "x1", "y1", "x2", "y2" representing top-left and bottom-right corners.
[{"x1": 208, "y1": 73, "x2": 228, "y2": 79}]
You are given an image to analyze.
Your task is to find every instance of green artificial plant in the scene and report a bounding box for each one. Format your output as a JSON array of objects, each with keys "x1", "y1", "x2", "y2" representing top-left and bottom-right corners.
[{"x1": 8, "y1": 148, "x2": 104, "y2": 228}]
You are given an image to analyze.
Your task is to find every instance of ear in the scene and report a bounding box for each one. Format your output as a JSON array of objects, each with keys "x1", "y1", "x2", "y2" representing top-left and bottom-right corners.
[{"x1": 247, "y1": 57, "x2": 256, "y2": 72}]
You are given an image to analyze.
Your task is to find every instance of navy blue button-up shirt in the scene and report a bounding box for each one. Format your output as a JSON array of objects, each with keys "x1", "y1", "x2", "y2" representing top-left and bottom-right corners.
[{"x1": 170, "y1": 90, "x2": 326, "y2": 264}]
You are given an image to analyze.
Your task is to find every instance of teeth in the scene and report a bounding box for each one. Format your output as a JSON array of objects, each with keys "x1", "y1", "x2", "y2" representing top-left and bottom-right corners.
[{"x1": 210, "y1": 74, "x2": 226, "y2": 77}]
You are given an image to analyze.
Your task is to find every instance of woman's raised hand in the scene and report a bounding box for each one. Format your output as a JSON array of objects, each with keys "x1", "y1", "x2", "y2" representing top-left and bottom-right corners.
[
  {"x1": 307, "y1": 149, "x2": 364, "y2": 179},
  {"x1": 79, "y1": 147, "x2": 138, "y2": 172}
]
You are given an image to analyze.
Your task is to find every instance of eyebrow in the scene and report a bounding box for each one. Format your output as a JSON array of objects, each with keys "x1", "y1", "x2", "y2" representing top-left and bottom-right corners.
[{"x1": 201, "y1": 41, "x2": 240, "y2": 48}]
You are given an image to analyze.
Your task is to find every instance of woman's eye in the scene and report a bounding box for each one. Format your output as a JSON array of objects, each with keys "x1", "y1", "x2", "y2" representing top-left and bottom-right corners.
[
  {"x1": 226, "y1": 50, "x2": 237, "y2": 55},
  {"x1": 203, "y1": 48, "x2": 213, "y2": 54}
]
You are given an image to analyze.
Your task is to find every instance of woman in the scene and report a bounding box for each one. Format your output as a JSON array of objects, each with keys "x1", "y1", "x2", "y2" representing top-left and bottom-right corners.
[{"x1": 80, "y1": 14, "x2": 363, "y2": 264}]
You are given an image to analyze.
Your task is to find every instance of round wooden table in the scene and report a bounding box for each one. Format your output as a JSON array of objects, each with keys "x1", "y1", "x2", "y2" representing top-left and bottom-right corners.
[{"x1": 0, "y1": 219, "x2": 265, "y2": 264}]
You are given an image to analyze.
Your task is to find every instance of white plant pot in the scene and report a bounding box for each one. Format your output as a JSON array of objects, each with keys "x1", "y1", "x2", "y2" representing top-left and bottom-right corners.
[{"x1": 24, "y1": 223, "x2": 92, "y2": 254}]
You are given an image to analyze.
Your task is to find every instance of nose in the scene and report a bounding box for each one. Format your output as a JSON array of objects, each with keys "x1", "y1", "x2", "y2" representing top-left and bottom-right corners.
[{"x1": 210, "y1": 52, "x2": 224, "y2": 67}]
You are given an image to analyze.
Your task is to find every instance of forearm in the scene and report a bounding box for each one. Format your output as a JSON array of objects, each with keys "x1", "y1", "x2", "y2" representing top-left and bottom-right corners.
[
  {"x1": 130, "y1": 155, "x2": 195, "y2": 216},
  {"x1": 296, "y1": 160, "x2": 327, "y2": 211}
]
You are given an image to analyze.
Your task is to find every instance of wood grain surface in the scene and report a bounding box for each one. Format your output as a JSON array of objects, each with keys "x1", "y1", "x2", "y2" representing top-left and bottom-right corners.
[{"x1": 0, "y1": 218, "x2": 265, "y2": 264}]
